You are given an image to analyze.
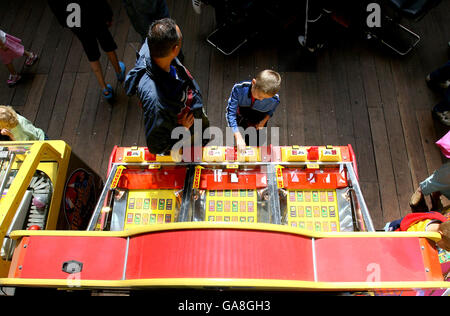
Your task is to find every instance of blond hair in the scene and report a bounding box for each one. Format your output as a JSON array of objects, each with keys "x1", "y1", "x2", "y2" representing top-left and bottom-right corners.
[
  {"x1": 254, "y1": 70, "x2": 281, "y2": 96},
  {"x1": 0, "y1": 106, "x2": 19, "y2": 130}
]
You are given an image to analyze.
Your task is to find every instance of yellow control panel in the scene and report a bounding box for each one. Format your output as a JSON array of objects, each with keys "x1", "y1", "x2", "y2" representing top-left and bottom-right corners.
[
  {"x1": 287, "y1": 189, "x2": 340, "y2": 232},
  {"x1": 205, "y1": 189, "x2": 257, "y2": 223},
  {"x1": 319, "y1": 147, "x2": 341, "y2": 162},
  {"x1": 281, "y1": 146, "x2": 308, "y2": 162},
  {"x1": 203, "y1": 147, "x2": 227, "y2": 162},
  {"x1": 124, "y1": 190, "x2": 177, "y2": 230},
  {"x1": 122, "y1": 147, "x2": 145, "y2": 163},
  {"x1": 236, "y1": 147, "x2": 260, "y2": 162}
]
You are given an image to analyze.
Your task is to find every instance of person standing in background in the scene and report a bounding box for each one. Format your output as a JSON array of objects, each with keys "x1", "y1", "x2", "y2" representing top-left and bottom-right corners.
[
  {"x1": 47, "y1": 0, "x2": 126, "y2": 101},
  {"x1": 122, "y1": 0, "x2": 170, "y2": 42}
]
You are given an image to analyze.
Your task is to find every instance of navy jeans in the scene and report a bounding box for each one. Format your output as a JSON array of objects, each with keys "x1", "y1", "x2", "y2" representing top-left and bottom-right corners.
[{"x1": 122, "y1": 0, "x2": 170, "y2": 41}]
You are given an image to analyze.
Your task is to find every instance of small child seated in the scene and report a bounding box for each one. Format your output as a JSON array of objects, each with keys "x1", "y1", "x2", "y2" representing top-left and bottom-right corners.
[
  {"x1": 385, "y1": 208, "x2": 450, "y2": 251},
  {"x1": 0, "y1": 105, "x2": 46, "y2": 141},
  {"x1": 226, "y1": 69, "x2": 281, "y2": 152}
]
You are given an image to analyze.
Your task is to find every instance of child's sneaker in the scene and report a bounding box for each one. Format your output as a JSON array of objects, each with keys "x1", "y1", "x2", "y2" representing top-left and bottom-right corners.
[
  {"x1": 7, "y1": 74, "x2": 21, "y2": 86},
  {"x1": 432, "y1": 109, "x2": 450, "y2": 126},
  {"x1": 116, "y1": 61, "x2": 126, "y2": 82},
  {"x1": 192, "y1": 0, "x2": 203, "y2": 14},
  {"x1": 25, "y1": 53, "x2": 38, "y2": 67}
]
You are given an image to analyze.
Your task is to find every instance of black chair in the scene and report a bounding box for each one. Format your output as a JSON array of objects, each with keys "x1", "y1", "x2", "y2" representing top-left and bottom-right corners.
[
  {"x1": 366, "y1": 0, "x2": 442, "y2": 55},
  {"x1": 206, "y1": 0, "x2": 261, "y2": 55}
]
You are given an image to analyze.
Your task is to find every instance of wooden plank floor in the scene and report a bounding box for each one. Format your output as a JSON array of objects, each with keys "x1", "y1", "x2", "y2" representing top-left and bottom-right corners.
[{"x1": 0, "y1": 0, "x2": 449, "y2": 229}]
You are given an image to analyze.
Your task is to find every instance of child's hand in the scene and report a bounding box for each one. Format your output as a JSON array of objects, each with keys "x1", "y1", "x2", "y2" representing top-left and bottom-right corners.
[
  {"x1": 235, "y1": 132, "x2": 246, "y2": 154},
  {"x1": 1, "y1": 128, "x2": 14, "y2": 140},
  {"x1": 255, "y1": 121, "x2": 265, "y2": 130},
  {"x1": 255, "y1": 115, "x2": 270, "y2": 130}
]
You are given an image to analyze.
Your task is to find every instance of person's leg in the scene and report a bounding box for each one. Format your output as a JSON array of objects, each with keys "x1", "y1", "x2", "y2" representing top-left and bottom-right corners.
[
  {"x1": 89, "y1": 61, "x2": 107, "y2": 90},
  {"x1": 96, "y1": 26, "x2": 125, "y2": 82},
  {"x1": 23, "y1": 49, "x2": 38, "y2": 66},
  {"x1": 72, "y1": 28, "x2": 107, "y2": 91},
  {"x1": 427, "y1": 61, "x2": 450, "y2": 90},
  {"x1": 122, "y1": 0, "x2": 150, "y2": 41},
  {"x1": 5, "y1": 63, "x2": 21, "y2": 86},
  {"x1": 124, "y1": 0, "x2": 170, "y2": 41},
  {"x1": 105, "y1": 51, "x2": 120, "y2": 74},
  {"x1": 419, "y1": 162, "x2": 450, "y2": 198},
  {"x1": 429, "y1": 61, "x2": 450, "y2": 83},
  {"x1": 432, "y1": 87, "x2": 450, "y2": 126},
  {"x1": 6, "y1": 63, "x2": 17, "y2": 75},
  {"x1": 409, "y1": 186, "x2": 429, "y2": 212}
]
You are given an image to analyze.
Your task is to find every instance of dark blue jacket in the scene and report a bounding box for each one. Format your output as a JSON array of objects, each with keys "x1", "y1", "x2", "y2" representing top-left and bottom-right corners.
[
  {"x1": 125, "y1": 40, "x2": 209, "y2": 154},
  {"x1": 226, "y1": 81, "x2": 280, "y2": 133}
]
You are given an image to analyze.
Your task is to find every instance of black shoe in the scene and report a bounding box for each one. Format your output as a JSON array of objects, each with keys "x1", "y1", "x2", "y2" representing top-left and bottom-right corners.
[{"x1": 432, "y1": 107, "x2": 450, "y2": 127}]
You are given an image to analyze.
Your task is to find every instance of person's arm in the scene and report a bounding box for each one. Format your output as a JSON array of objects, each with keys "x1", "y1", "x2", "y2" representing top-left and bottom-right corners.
[
  {"x1": 1, "y1": 129, "x2": 14, "y2": 141},
  {"x1": 226, "y1": 86, "x2": 240, "y2": 134},
  {"x1": 255, "y1": 114, "x2": 270, "y2": 130},
  {"x1": 18, "y1": 116, "x2": 45, "y2": 141},
  {"x1": 226, "y1": 87, "x2": 246, "y2": 153}
]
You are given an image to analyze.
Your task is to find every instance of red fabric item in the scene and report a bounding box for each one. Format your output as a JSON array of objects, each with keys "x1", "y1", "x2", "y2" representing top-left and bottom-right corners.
[{"x1": 399, "y1": 212, "x2": 448, "y2": 231}]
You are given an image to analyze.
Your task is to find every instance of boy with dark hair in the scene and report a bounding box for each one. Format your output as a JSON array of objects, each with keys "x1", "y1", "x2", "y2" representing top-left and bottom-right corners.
[{"x1": 125, "y1": 18, "x2": 209, "y2": 155}]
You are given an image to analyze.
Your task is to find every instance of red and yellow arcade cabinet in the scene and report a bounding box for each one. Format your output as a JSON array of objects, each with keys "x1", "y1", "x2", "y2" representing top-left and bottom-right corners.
[{"x1": 0, "y1": 144, "x2": 448, "y2": 295}]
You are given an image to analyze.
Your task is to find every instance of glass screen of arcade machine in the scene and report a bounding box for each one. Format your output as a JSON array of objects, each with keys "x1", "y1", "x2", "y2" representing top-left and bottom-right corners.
[
  {"x1": 190, "y1": 165, "x2": 272, "y2": 224},
  {"x1": 110, "y1": 166, "x2": 187, "y2": 231},
  {"x1": 278, "y1": 165, "x2": 353, "y2": 232}
]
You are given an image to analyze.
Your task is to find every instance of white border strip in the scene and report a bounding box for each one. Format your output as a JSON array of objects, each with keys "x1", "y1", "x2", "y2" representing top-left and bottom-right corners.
[{"x1": 312, "y1": 237, "x2": 318, "y2": 282}]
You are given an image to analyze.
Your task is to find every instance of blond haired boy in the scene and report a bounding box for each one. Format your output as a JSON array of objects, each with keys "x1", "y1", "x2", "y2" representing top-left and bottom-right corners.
[{"x1": 226, "y1": 70, "x2": 281, "y2": 152}]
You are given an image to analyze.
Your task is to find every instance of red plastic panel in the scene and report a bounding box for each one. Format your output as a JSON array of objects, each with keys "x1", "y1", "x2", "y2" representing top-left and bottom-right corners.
[
  {"x1": 15, "y1": 236, "x2": 126, "y2": 280},
  {"x1": 117, "y1": 168, "x2": 187, "y2": 190},
  {"x1": 315, "y1": 237, "x2": 428, "y2": 282},
  {"x1": 198, "y1": 169, "x2": 267, "y2": 190},
  {"x1": 282, "y1": 168, "x2": 348, "y2": 190},
  {"x1": 126, "y1": 229, "x2": 314, "y2": 281}
]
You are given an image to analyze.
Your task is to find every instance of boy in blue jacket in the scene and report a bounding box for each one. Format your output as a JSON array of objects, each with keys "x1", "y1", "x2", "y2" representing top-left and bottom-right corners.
[{"x1": 226, "y1": 70, "x2": 281, "y2": 152}]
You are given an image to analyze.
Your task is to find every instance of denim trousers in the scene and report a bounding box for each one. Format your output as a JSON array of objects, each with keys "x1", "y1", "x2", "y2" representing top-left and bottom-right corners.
[{"x1": 122, "y1": 0, "x2": 170, "y2": 41}]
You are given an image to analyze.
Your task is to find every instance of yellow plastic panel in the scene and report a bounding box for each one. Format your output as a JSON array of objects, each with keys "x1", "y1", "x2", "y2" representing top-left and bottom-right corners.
[
  {"x1": 319, "y1": 147, "x2": 341, "y2": 162},
  {"x1": 124, "y1": 190, "x2": 178, "y2": 230},
  {"x1": 287, "y1": 189, "x2": 340, "y2": 232},
  {"x1": 203, "y1": 147, "x2": 227, "y2": 162},
  {"x1": 282, "y1": 146, "x2": 308, "y2": 162},
  {"x1": 205, "y1": 189, "x2": 257, "y2": 224}
]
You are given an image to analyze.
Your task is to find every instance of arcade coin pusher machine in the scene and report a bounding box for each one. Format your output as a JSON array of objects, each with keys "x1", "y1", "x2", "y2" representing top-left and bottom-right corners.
[
  {"x1": 91, "y1": 145, "x2": 367, "y2": 234},
  {"x1": 0, "y1": 142, "x2": 448, "y2": 294}
]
